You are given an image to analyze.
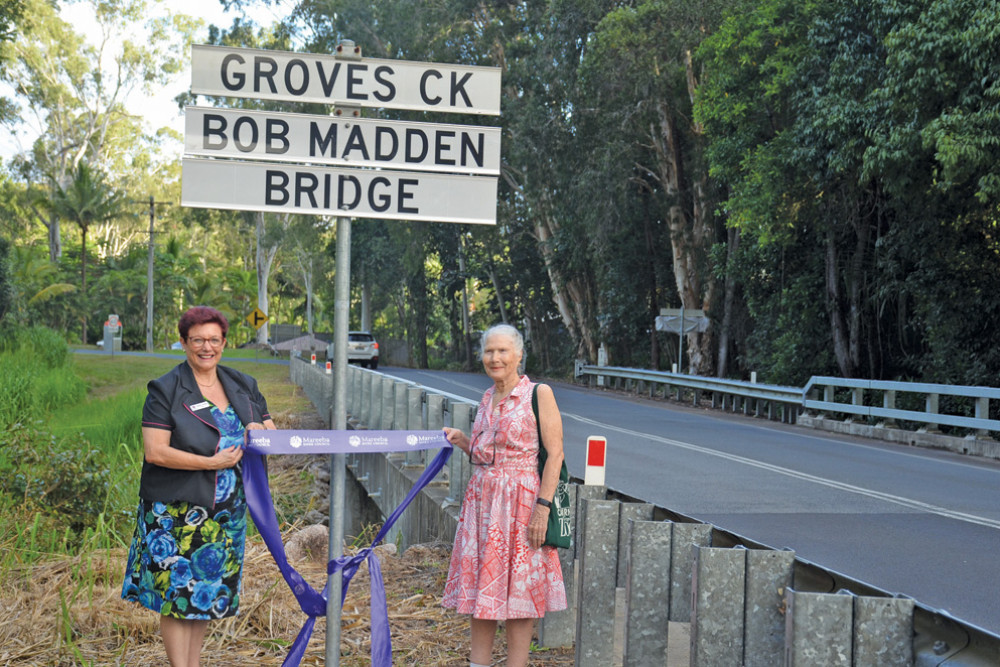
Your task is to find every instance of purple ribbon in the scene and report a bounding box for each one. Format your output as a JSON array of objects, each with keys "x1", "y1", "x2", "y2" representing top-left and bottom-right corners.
[{"x1": 242, "y1": 430, "x2": 453, "y2": 666}]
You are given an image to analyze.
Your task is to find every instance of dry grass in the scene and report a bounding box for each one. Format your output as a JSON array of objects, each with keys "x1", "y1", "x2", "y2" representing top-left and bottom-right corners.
[{"x1": 0, "y1": 412, "x2": 576, "y2": 666}]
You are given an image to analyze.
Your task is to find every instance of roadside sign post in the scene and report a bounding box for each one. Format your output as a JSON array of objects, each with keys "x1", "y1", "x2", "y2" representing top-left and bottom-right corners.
[
  {"x1": 655, "y1": 307, "x2": 708, "y2": 374},
  {"x1": 184, "y1": 38, "x2": 501, "y2": 666},
  {"x1": 585, "y1": 436, "x2": 607, "y2": 486}
]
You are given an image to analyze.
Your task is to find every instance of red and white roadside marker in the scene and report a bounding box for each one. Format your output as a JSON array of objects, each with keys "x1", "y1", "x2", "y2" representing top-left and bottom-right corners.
[
  {"x1": 584, "y1": 435, "x2": 607, "y2": 486},
  {"x1": 311, "y1": 353, "x2": 317, "y2": 365},
  {"x1": 325, "y1": 360, "x2": 332, "y2": 374}
]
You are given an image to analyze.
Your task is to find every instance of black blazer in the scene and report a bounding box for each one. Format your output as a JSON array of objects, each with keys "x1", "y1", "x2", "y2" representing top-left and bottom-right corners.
[{"x1": 139, "y1": 361, "x2": 271, "y2": 507}]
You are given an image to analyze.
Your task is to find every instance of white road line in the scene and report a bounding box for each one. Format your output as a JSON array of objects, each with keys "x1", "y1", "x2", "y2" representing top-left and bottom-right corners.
[{"x1": 565, "y1": 412, "x2": 1000, "y2": 531}]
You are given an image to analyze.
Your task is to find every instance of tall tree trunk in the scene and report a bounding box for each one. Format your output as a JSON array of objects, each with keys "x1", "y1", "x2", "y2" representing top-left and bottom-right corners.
[
  {"x1": 825, "y1": 231, "x2": 853, "y2": 377},
  {"x1": 488, "y1": 263, "x2": 509, "y2": 324},
  {"x1": 642, "y1": 204, "x2": 661, "y2": 369},
  {"x1": 48, "y1": 214, "x2": 62, "y2": 262},
  {"x1": 717, "y1": 226, "x2": 740, "y2": 378},
  {"x1": 533, "y1": 214, "x2": 598, "y2": 361},
  {"x1": 501, "y1": 169, "x2": 598, "y2": 362},
  {"x1": 254, "y1": 212, "x2": 280, "y2": 344},
  {"x1": 80, "y1": 224, "x2": 88, "y2": 345},
  {"x1": 651, "y1": 103, "x2": 717, "y2": 375}
]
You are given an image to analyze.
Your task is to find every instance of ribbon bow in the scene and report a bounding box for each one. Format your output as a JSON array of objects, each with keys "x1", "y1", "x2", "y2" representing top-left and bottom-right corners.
[{"x1": 242, "y1": 430, "x2": 453, "y2": 666}]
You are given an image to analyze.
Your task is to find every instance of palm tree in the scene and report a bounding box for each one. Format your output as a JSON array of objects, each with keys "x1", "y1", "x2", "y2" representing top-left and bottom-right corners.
[{"x1": 48, "y1": 164, "x2": 125, "y2": 343}]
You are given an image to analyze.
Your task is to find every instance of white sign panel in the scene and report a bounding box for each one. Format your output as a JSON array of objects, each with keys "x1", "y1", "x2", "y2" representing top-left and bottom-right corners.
[
  {"x1": 190, "y1": 44, "x2": 502, "y2": 115},
  {"x1": 181, "y1": 158, "x2": 497, "y2": 225},
  {"x1": 184, "y1": 107, "x2": 501, "y2": 176}
]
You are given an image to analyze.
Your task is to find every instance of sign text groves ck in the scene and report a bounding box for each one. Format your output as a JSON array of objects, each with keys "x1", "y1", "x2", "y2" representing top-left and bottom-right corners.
[
  {"x1": 185, "y1": 107, "x2": 501, "y2": 176},
  {"x1": 181, "y1": 158, "x2": 498, "y2": 225},
  {"x1": 191, "y1": 44, "x2": 501, "y2": 115}
]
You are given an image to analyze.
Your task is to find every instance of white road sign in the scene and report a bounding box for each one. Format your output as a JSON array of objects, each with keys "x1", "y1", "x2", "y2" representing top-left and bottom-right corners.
[
  {"x1": 190, "y1": 44, "x2": 502, "y2": 115},
  {"x1": 184, "y1": 107, "x2": 501, "y2": 175},
  {"x1": 181, "y1": 157, "x2": 498, "y2": 225}
]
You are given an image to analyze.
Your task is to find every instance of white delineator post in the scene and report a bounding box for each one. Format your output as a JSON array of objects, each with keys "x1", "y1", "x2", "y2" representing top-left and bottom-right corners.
[{"x1": 584, "y1": 436, "x2": 607, "y2": 486}]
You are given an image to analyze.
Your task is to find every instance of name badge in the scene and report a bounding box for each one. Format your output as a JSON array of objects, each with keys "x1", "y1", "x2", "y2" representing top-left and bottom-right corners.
[{"x1": 191, "y1": 401, "x2": 211, "y2": 411}]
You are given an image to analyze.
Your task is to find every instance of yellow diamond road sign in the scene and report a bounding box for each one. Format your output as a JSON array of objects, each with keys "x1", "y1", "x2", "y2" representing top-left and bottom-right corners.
[{"x1": 247, "y1": 307, "x2": 268, "y2": 330}]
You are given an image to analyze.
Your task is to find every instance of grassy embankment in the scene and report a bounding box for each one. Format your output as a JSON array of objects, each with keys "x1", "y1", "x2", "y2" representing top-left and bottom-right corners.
[{"x1": 0, "y1": 340, "x2": 313, "y2": 581}]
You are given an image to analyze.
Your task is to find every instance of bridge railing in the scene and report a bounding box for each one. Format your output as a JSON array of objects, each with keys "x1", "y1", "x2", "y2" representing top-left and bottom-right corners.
[
  {"x1": 574, "y1": 362, "x2": 1000, "y2": 437},
  {"x1": 290, "y1": 357, "x2": 1000, "y2": 665}
]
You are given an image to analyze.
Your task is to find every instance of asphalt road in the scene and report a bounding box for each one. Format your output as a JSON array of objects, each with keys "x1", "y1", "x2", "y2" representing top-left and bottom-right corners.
[{"x1": 379, "y1": 366, "x2": 1000, "y2": 636}]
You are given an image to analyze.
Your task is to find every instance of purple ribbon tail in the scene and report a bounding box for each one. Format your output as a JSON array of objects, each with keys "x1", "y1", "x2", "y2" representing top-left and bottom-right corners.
[{"x1": 242, "y1": 439, "x2": 453, "y2": 666}]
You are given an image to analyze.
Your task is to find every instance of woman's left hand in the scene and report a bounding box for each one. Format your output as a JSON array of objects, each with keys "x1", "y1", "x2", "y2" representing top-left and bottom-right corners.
[{"x1": 528, "y1": 503, "x2": 549, "y2": 549}]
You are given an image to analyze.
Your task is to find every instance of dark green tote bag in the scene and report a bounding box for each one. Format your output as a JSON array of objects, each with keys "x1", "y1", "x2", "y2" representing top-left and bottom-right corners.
[{"x1": 532, "y1": 385, "x2": 572, "y2": 548}]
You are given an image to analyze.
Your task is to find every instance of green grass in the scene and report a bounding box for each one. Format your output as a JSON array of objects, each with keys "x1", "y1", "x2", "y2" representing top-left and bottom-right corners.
[{"x1": 1, "y1": 348, "x2": 312, "y2": 585}]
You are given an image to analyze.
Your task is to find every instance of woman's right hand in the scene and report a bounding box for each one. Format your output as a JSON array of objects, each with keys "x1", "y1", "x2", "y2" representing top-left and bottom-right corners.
[
  {"x1": 442, "y1": 427, "x2": 470, "y2": 454},
  {"x1": 212, "y1": 445, "x2": 243, "y2": 470}
]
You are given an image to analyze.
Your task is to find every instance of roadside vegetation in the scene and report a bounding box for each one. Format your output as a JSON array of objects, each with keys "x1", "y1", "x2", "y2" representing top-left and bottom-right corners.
[{"x1": 0, "y1": 327, "x2": 576, "y2": 665}]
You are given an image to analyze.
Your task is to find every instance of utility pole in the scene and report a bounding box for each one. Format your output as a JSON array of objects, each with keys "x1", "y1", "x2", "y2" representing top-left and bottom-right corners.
[{"x1": 143, "y1": 196, "x2": 172, "y2": 352}]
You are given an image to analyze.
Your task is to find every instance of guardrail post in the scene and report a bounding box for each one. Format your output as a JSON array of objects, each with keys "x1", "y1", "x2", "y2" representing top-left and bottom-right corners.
[
  {"x1": 617, "y1": 503, "x2": 654, "y2": 587},
  {"x1": 623, "y1": 519, "x2": 671, "y2": 667},
  {"x1": 574, "y1": 499, "x2": 620, "y2": 667},
  {"x1": 538, "y1": 483, "x2": 578, "y2": 649},
  {"x1": 691, "y1": 546, "x2": 746, "y2": 667},
  {"x1": 370, "y1": 375, "x2": 384, "y2": 429},
  {"x1": 575, "y1": 485, "x2": 606, "y2": 559},
  {"x1": 380, "y1": 377, "x2": 394, "y2": 429},
  {"x1": 923, "y1": 393, "x2": 941, "y2": 433},
  {"x1": 784, "y1": 589, "x2": 853, "y2": 666},
  {"x1": 393, "y1": 380, "x2": 407, "y2": 430},
  {"x1": 426, "y1": 393, "x2": 445, "y2": 431},
  {"x1": 853, "y1": 596, "x2": 914, "y2": 666},
  {"x1": 821, "y1": 385, "x2": 834, "y2": 419},
  {"x1": 669, "y1": 522, "x2": 712, "y2": 622},
  {"x1": 975, "y1": 397, "x2": 990, "y2": 439},
  {"x1": 360, "y1": 371, "x2": 372, "y2": 426},
  {"x1": 405, "y1": 386, "x2": 424, "y2": 465},
  {"x1": 447, "y1": 402, "x2": 474, "y2": 502},
  {"x1": 880, "y1": 389, "x2": 898, "y2": 428},
  {"x1": 850, "y1": 386, "x2": 864, "y2": 421},
  {"x1": 744, "y1": 549, "x2": 795, "y2": 666}
]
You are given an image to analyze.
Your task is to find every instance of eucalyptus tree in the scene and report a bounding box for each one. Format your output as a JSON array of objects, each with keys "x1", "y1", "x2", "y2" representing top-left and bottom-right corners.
[{"x1": 0, "y1": 0, "x2": 196, "y2": 261}]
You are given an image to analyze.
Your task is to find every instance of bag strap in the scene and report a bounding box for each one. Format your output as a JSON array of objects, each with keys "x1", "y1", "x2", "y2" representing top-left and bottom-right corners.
[{"x1": 532, "y1": 384, "x2": 547, "y2": 471}]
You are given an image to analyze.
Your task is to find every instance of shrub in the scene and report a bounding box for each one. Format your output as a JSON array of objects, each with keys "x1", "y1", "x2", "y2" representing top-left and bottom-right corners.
[{"x1": 0, "y1": 422, "x2": 111, "y2": 534}]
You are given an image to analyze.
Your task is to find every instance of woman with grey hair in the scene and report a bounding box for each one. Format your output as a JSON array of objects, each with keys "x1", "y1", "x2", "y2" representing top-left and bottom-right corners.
[{"x1": 442, "y1": 324, "x2": 567, "y2": 667}]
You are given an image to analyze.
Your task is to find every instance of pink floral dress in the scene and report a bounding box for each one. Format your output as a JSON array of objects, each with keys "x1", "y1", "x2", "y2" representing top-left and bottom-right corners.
[{"x1": 442, "y1": 375, "x2": 567, "y2": 619}]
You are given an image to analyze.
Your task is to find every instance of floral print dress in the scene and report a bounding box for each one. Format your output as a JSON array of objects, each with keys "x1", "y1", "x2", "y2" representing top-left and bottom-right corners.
[{"x1": 121, "y1": 404, "x2": 247, "y2": 619}]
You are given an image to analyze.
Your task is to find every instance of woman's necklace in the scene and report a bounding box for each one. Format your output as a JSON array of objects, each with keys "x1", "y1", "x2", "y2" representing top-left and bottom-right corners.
[{"x1": 196, "y1": 375, "x2": 218, "y2": 388}]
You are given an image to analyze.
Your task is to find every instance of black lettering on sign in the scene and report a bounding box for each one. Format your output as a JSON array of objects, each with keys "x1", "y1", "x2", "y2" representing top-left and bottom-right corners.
[
  {"x1": 405, "y1": 129, "x2": 429, "y2": 163},
  {"x1": 254, "y1": 56, "x2": 279, "y2": 94},
  {"x1": 450, "y1": 71, "x2": 473, "y2": 107},
  {"x1": 373, "y1": 66, "x2": 395, "y2": 102},
  {"x1": 309, "y1": 122, "x2": 337, "y2": 157},
  {"x1": 374, "y1": 126, "x2": 398, "y2": 161},
  {"x1": 265, "y1": 170, "x2": 290, "y2": 205},
  {"x1": 420, "y1": 69, "x2": 443, "y2": 106},
  {"x1": 346, "y1": 63, "x2": 367, "y2": 100},
  {"x1": 233, "y1": 116, "x2": 258, "y2": 152},
  {"x1": 203, "y1": 114, "x2": 228, "y2": 150},
  {"x1": 263, "y1": 169, "x2": 423, "y2": 215},
  {"x1": 221, "y1": 54, "x2": 245, "y2": 91},
  {"x1": 285, "y1": 59, "x2": 309, "y2": 95},
  {"x1": 265, "y1": 119, "x2": 290, "y2": 154}
]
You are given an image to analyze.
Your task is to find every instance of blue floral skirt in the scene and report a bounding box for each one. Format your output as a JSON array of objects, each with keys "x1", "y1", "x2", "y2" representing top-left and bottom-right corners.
[
  {"x1": 121, "y1": 485, "x2": 247, "y2": 619},
  {"x1": 122, "y1": 404, "x2": 248, "y2": 619}
]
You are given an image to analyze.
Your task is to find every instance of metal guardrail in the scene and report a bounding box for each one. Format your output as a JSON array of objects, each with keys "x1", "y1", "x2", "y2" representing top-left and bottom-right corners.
[
  {"x1": 290, "y1": 358, "x2": 1000, "y2": 664},
  {"x1": 575, "y1": 363, "x2": 1000, "y2": 435},
  {"x1": 804, "y1": 376, "x2": 1000, "y2": 434}
]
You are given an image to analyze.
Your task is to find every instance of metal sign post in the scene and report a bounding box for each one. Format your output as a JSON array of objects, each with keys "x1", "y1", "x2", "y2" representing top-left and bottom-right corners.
[{"x1": 326, "y1": 214, "x2": 350, "y2": 666}]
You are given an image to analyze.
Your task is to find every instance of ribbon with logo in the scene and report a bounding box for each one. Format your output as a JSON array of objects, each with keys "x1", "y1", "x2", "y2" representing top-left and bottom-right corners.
[{"x1": 242, "y1": 429, "x2": 453, "y2": 666}]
